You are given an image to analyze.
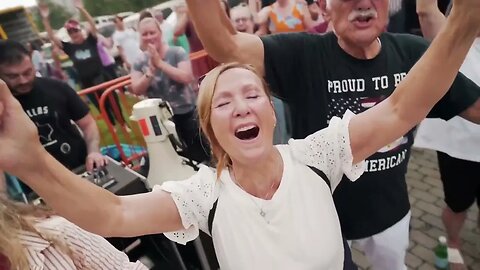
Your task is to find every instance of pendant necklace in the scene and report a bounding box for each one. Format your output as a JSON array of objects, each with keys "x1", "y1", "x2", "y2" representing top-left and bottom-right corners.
[{"x1": 231, "y1": 170, "x2": 277, "y2": 221}]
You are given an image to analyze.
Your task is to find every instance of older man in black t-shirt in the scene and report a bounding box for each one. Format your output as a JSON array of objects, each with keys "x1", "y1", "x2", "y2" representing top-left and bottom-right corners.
[
  {"x1": 38, "y1": 0, "x2": 124, "y2": 127},
  {"x1": 183, "y1": 0, "x2": 480, "y2": 269},
  {"x1": 39, "y1": 0, "x2": 103, "y2": 90},
  {"x1": 0, "y1": 41, "x2": 107, "y2": 174}
]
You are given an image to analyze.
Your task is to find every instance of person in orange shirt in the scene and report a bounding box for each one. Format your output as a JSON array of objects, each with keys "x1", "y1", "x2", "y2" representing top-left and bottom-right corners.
[{"x1": 252, "y1": 0, "x2": 317, "y2": 35}]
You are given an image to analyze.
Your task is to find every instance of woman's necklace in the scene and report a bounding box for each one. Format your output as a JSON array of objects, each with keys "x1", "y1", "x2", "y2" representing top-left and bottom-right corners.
[{"x1": 231, "y1": 170, "x2": 278, "y2": 221}]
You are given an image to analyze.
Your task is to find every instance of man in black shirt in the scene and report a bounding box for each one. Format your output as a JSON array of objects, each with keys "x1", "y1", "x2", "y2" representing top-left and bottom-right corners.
[
  {"x1": 0, "y1": 40, "x2": 107, "y2": 173},
  {"x1": 184, "y1": 0, "x2": 480, "y2": 268},
  {"x1": 39, "y1": 0, "x2": 123, "y2": 126},
  {"x1": 40, "y1": 0, "x2": 102, "y2": 90}
]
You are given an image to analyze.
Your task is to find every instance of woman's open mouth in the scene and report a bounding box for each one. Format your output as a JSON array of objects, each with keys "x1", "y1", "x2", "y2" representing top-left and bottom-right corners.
[{"x1": 235, "y1": 125, "x2": 260, "y2": 141}]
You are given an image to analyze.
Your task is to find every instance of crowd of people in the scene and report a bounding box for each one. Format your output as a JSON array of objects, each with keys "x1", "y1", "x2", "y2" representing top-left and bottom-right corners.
[{"x1": 0, "y1": 0, "x2": 479, "y2": 269}]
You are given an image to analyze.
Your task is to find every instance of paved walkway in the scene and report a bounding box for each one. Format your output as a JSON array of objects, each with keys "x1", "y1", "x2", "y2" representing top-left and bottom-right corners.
[{"x1": 351, "y1": 148, "x2": 480, "y2": 270}]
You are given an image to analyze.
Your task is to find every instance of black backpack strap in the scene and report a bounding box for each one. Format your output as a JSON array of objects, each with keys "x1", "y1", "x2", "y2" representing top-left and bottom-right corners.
[
  {"x1": 206, "y1": 169, "x2": 356, "y2": 269},
  {"x1": 207, "y1": 199, "x2": 219, "y2": 235},
  {"x1": 308, "y1": 166, "x2": 357, "y2": 269},
  {"x1": 308, "y1": 166, "x2": 331, "y2": 190}
]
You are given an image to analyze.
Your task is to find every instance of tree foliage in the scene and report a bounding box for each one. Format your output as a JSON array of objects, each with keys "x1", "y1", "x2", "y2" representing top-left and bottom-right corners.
[{"x1": 83, "y1": 0, "x2": 169, "y2": 16}]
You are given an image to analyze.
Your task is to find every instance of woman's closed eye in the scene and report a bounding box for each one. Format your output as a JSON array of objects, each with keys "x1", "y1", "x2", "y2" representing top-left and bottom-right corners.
[
  {"x1": 215, "y1": 101, "x2": 230, "y2": 108},
  {"x1": 247, "y1": 95, "x2": 259, "y2": 99}
]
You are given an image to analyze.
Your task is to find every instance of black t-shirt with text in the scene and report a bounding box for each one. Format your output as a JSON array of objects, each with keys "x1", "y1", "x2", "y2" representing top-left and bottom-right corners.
[
  {"x1": 261, "y1": 32, "x2": 480, "y2": 239},
  {"x1": 62, "y1": 33, "x2": 103, "y2": 83},
  {"x1": 16, "y1": 78, "x2": 90, "y2": 170}
]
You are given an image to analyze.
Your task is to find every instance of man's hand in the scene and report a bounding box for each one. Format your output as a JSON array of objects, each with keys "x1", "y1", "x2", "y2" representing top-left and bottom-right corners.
[
  {"x1": 86, "y1": 152, "x2": 108, "y2": 172},
  {"x1": 0, "y1": 80, "x2": 44, "y2": 176},
  {"x1": 38, "y1": 1, "x2": 50, "y2": 18},
  {"x1": 73, "y1": 0, "x2": 85, "y2": 10}
]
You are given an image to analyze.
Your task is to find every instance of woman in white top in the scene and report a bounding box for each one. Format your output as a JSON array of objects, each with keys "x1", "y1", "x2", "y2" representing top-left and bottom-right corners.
[{"x1": 0, "y1": 4, "x2": 478, "y2": 268}]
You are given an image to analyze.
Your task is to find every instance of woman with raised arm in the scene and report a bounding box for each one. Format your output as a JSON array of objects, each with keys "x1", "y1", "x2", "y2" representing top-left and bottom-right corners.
[{"x1": 0, "y1": 0, "x2": 478, "y2": 268}]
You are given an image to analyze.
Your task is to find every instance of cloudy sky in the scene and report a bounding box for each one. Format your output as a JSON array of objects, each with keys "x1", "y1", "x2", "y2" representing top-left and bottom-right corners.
[{"x1": 0, "y1": 0, "x2": 37, "y2": 10}]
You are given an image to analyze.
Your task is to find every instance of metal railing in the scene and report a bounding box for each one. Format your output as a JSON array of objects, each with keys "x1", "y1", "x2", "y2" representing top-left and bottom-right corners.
[
  {"x1": 98, "y1": 79, "x2": 147, "y2": 170},
  {"x1": 77, "y1": 50, "x2": 218, "y2": 170}
]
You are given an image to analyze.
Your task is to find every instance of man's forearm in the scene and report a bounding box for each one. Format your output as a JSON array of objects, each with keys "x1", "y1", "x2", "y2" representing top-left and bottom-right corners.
[
  {"x1": 83, "y1": 123, "x2": 101, "y2": 154},
  {"x1": 392, "y1": 11, "x2": 478, "y2": 125},
  {"x1": 248, "y1": 0, "x2": 260, "y2": 22},
  {"x1": 174, "y1": 12, "x2": 188, "y2": 37},
  {"x1": 186, "y1": 0, "x2": 238, "y2": 62},
  {"x1": 417, "y1": 0, "x2": 447, "y2": 40},
  {"x1": 42, "y1": 17, "x2": 61, "y2": 48},
  {"x1": 78, "y1": 7, "x2": 97, "y2": 35},
  {"x1": 351, "y1": 9, "x2": 479, "y2": 164}
]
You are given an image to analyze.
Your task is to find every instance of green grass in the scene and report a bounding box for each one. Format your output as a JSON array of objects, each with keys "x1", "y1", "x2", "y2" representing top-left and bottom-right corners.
[{"x1": 86, "y1": 94, "x2": 144, "y2": 148}]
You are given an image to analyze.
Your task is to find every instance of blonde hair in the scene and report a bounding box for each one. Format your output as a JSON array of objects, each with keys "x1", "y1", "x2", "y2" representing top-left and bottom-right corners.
[
  {"x1": 0, "y1": 196, "x2": 71, "y2": 269},
  {"x1": 196, "y1": 62, "x2": 272, "y2": 178},
  {"x1": 138, "y1": 16, "x2": 163, "y2": 33},
  {"x1": 137, "y1": 16, "x2": 164, "y2": 51},
  {"x1": 230, "y1": 3, "x2": 254, "y2": 20}
]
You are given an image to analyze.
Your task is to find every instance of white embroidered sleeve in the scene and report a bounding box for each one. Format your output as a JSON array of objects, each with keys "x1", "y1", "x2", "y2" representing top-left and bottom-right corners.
[
  {"x1": 156, "y1": 165, "x2": 218, "y2": 245},
  {"x1": 288, "y1": 110, "x2": 365, "y2": 190}
]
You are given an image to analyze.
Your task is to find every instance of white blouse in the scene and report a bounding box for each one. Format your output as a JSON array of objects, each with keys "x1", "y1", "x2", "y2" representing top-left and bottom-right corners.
[
  {"x1": 19, "y1": 216, "x2": 147, "y2": 270},
  {"x1": 156, "y1": 110, "x2": 365, "y2": 269}
]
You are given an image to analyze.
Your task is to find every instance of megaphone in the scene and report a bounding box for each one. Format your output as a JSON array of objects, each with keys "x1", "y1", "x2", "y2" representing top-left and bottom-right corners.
[{"x1": 130, "y1": 99, "x2": 196, "y2": 187}]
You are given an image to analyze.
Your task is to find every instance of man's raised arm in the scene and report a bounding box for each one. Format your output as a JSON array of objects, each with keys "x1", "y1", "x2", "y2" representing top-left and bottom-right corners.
[
  {"x1": 186, "y1": 0, "x2": 265, "y2": 75},
  {"x1": 416, "y1": 0, "x2": 447, "y2": 40},
  {"x1": 38, "y1": 2, "x2": 62, "y2": 49},
  {"x1": 75, "y1": 0, "x2": 98, "y2": 38}
]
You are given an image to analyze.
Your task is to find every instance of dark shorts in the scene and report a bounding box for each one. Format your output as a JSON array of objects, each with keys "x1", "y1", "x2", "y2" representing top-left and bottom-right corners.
[{"x1": 437, "y1": 151, "x2": 480, "y2": 213}]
